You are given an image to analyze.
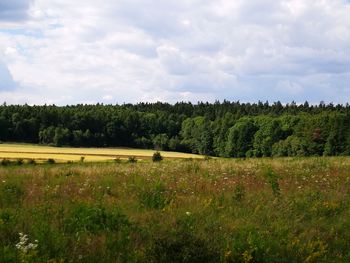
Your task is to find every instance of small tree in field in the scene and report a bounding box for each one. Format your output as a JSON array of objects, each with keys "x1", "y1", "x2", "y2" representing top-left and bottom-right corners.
[{"x1": 152, "y1": 151, "x2": 163, "y2": 162}]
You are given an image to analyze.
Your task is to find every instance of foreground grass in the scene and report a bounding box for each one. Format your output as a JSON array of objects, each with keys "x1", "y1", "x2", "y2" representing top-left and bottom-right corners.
[
  {"x1": 0, "y1": 157, "x2": 350, "y2": 262},
  {"x1": 0, "y1": 143, "x2": 203, "y2": 162}
]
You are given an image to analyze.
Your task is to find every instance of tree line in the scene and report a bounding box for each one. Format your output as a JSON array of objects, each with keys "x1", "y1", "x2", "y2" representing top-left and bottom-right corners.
[{"x1": 0, "y1": 100, "x2": 350, "y2": 157}]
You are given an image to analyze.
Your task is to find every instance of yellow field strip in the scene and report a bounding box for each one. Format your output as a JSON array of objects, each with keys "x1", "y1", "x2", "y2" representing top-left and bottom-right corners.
[
  {"x1": 0, "y1": 143, "x2": 203, "y2": 161},
  {"x1": 0, "y1": 152, "x2": 116, "y2": 162}
]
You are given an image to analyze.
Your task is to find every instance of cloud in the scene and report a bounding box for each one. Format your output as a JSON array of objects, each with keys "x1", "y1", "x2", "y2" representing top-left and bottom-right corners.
[
  {"x1": 1, "y1": 0, "x2": 350, "y2": 104},
  {"x1": 0, "y1": 0, "x2": 31, "y2": 22},
  {"x1": 0, "y1": 59, "x2": 18, "y2": 91}
]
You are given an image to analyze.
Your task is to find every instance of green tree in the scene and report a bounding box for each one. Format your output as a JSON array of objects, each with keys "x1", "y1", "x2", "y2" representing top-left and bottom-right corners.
[
  {"x1": 153, "y1": 134, "x2": 169, "y2": 150},
  {"x1": 53, "y1": 127, "x2": 70, "y2": 146},
  {"x1": 253, "y1": 118, "x2": 284, "y2": 157},
  {"x1": 225, "y1": 119, "x2": 257, "y2": 157}
]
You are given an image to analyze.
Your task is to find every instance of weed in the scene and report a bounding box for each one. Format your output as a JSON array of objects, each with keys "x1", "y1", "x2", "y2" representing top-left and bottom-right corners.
[
  {"x1": 139, "y1": 181, "x2": 172, "y2": 210},
  {"x1": 233, "y1": 184, "x2": 246, "y2": 202},
  {"x1": 263, "y1": 166, "x2": 281, "y2": 197},
  {"x1": 147, "y1": 230, "x2": 220, "y2": 263},
  {"x1": 0, "y1": 182, "x2": 24, "y2": 206},
  {"x1": 64, "y1": 204, "x2": 131, "y2": 234}
]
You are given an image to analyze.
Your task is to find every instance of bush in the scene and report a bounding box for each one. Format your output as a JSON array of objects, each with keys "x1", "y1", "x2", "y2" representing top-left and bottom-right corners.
[
  {"x1": 46, "y1": 158, "x2": 56, "y2": 164},
  {"x1": 16, "y1": 159, "x2": 24, "y2": 165},
  {"x1": 152, "y1": 151, "x2": 163, "y2": 162},
  {"x1": 27, "y1": 159, "x2": 36, "y2": 165},
  {"x1": 1, "y1": 159, "x2": 11, "y2": 166}
]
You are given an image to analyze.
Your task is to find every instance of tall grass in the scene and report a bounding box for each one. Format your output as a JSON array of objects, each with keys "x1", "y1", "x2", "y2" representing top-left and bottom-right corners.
[{"x1": 0, "y1": 157, "x2": 350, "y2": 262}]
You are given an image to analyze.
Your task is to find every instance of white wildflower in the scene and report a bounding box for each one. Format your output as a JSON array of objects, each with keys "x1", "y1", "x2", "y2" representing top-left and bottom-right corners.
[{"x1": 15, "y1": 233, "x2": 38, "y2": 254}]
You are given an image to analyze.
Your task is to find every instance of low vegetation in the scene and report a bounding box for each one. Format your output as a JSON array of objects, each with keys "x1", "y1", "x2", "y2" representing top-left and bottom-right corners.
[{"x1": 0, "y1": 157, "x2": 350, "y2": 262}]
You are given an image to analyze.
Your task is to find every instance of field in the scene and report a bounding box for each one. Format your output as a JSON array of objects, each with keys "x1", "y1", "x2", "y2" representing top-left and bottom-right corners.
[
  {"x1": 0, "y1": 143, "x2": 203, "y2": 162},
  {"x1": 0, "y1": 157, "x2": 350, "y2": 262}
]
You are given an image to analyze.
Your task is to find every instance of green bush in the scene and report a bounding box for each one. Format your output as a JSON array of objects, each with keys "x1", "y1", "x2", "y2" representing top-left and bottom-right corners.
[
  {"x1": 1, "y1": 159, "x2": 11, "y2": 166},
  {"x1": 27, "y1": 158, "x2": 36, "y2": 165},
  {"x1": 152, "y1": 151, "x2": 163, "y2": 162},
  {"x1": 16, "y1": 159, "x2": 24, "y2": 165}
]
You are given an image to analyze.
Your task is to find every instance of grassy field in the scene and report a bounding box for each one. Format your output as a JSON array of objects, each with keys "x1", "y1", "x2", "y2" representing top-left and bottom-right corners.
[
  {"x1": 0, "y1": 143, "x2": 203, "y2": 162},
  {"x1": 0, "y1": 157, "x2": 350, "y2": 262}
]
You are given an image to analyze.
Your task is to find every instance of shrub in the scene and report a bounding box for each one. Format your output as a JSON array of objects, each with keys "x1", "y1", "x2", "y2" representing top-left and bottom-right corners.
[
  {"x1": 233, "y1": 184, "x2": 245, "y2": 202},
  {"x1": 263, "y1": 167, "x2": 281, "y2": 197},
  {"x1": 27, "y1": 159, "x2": 36, "y2": 165},
  {"x1": 1, "y1": 159, "x2": 11, "y2": 166},
  {"x1": 152, "y1": 151, "x2": 163, "y2": 162},
  {"x1": 16, "y1": 159, "x2": 24, "y2": 165},
  {"x1": 46, "y1": 158, "x2": 55, "y2": 164}
]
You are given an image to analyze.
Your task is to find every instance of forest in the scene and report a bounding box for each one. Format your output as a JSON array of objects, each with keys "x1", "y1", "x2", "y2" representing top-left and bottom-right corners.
[{"x1": 0, "y1": 100, "x2": 349, "y2": 157}]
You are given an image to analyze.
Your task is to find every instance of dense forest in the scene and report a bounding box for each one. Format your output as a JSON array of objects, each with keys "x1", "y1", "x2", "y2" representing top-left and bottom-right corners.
[{"x1": 0, "y1": 100, "x2": 350, "y2": 157}]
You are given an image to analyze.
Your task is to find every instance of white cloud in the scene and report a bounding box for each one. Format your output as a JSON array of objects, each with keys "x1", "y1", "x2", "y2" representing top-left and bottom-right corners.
[
  {"x1": 0, "y1": 0, "x2": 350, "y2": 104},
  {"x1": 0, "y1": 58, "x2": 18, "y2": 91}
]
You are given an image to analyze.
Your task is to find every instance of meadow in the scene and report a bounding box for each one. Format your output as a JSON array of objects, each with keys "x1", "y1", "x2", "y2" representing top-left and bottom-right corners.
[{"x1": 0, "y1": 157, "x2": 350, "y2": 262}]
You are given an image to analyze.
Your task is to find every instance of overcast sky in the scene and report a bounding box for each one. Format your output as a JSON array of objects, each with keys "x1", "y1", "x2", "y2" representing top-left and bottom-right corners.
[{"x1": 0, "y1": 0, "x2": 350, "y2": 105}]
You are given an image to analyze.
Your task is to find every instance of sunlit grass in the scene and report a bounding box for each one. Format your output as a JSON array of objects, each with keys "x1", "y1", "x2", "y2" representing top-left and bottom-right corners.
[{"x1": 0, "y1": 157, "x2": 349, "y2": 262}]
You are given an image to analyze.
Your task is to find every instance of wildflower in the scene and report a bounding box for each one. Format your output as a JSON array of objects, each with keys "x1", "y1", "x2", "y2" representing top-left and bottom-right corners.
[
  {"x1": 185, "y1": 211, "x2": 191, "y2": 216},
  {"x1": 15, "y1": 233, "x2": 38, "y2": 254}
]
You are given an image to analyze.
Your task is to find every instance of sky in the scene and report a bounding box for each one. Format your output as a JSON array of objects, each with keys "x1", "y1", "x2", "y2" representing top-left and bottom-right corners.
[{"x1": 0, "y1": 0, "x2": 350, "y2": 105}]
